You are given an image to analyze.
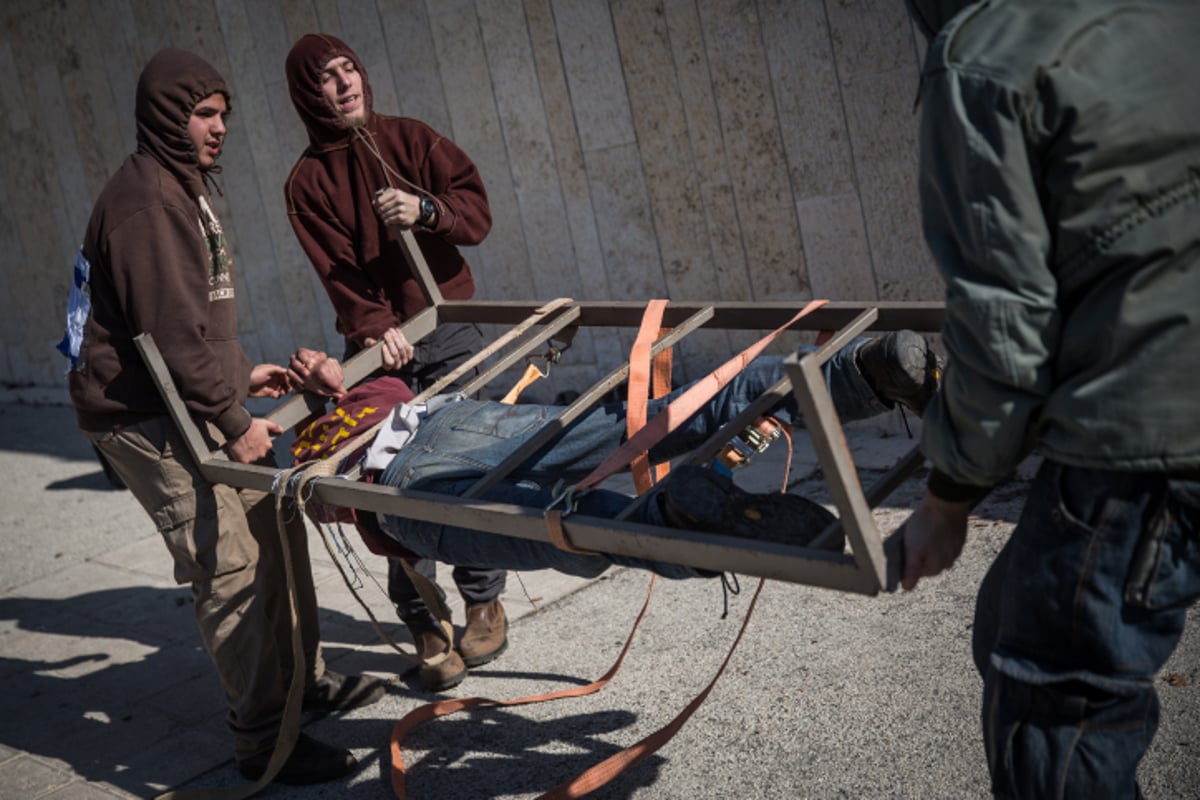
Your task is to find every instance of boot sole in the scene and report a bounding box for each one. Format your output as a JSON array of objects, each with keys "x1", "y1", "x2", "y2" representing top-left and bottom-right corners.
[
  {"x1": 664, "y1": 466, "x2": 841, "y2": 550},
  {"x1": 461, "y1": 632, "x2": 509, "y2": 668}
]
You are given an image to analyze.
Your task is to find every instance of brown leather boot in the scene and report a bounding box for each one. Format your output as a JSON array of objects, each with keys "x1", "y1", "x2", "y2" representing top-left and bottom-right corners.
[
  {"x1": 458, "y1": 599, "x2": 509, "y2": 668},
  {"x1": 415, "y1": 623, "x2": 467, "y2": 692}
]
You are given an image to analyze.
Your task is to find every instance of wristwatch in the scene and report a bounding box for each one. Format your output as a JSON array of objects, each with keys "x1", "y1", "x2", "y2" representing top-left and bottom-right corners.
[{"x1": 417, "y1": 196, "x2": 436, "y2": 228}]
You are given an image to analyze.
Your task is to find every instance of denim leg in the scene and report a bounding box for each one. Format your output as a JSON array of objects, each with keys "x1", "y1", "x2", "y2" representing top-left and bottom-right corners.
[
  {"x1": 374, "y1": 339, "x2": 890, "y2": 575},
  {"x1": 979, "y1": 462, "x2": 1200, "y2": 799},
  {"x1": 374, "y1": 476, "x2": 706, "y2": 580},
  {"x1": 379, "y1": 340, "x2": 888, "y2": 489},
  {"x1": 640, "y1": 339, "x2": 887, "y2": 465},
  {"x1": 362, "y1": 324, "x2": 507, "y2": 622}
]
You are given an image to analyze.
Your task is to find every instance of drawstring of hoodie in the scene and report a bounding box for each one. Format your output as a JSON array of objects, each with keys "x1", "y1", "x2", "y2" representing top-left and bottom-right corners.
[
  {"x1": 352, "y1": 126, "x2": 425, "y2": 196},
  {"x1": 202, "y1": 164, "x2": 224, "y2": 197}
]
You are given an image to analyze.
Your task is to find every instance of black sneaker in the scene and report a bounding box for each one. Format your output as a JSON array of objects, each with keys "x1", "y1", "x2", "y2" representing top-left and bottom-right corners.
[
  {"x1": 661, "y1": 466, "x2": 841, "y2": 550},
  {"x1": 302, "y1": 670, "x2": 387, "y2": 717},
  {"x1": 856, "y1": 330, "x2": 942, "y2": 416},
  {"x1": 237, "y1": 732, "x2": 357, "y2": 786}
]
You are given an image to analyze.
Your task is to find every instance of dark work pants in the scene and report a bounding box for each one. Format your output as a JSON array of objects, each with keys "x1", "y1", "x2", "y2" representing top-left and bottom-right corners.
[{"x1": 972, "y1": 462, "x2": 1200, "y2": 799}]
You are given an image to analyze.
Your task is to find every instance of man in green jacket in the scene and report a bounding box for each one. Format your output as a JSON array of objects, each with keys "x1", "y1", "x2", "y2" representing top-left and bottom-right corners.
[{"x1": 898, "y1": 2, "x2": 1200, "y2": 797}]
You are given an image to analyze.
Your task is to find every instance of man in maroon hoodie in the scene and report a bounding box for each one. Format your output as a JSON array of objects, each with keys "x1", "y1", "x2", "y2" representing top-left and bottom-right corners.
[
  {"x1": 70, "y1": 48, "x2": 384, "y2": 786},
  {"x1": 284, "y1": 33, "x2": 508, "y2": 692}
]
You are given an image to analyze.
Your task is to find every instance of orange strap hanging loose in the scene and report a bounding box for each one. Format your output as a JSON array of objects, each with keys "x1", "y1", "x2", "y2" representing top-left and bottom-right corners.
[
  {"x1": 626, "y1": 299, "x2": 673, "y2": 495},
  {"x1": 391, "y1": 576, "x2": 658, "y2": 799}
]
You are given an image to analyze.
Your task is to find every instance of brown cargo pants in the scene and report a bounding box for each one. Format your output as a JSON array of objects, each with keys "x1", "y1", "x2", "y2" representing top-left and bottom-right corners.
[{"x1": 88, "y1": 415, "x2": 325, "y2": 759}]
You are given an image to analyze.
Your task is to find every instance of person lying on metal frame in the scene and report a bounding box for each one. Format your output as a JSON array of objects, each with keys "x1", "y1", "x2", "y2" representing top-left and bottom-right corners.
[{"x1": 284, "y1": 330, "x2": 941, "y2": 580}]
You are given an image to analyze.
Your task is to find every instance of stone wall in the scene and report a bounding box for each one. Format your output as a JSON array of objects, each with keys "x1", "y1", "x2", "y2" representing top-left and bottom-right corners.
[{"x1": 0, "y1": 0, "x2": 936, "y2": 397}]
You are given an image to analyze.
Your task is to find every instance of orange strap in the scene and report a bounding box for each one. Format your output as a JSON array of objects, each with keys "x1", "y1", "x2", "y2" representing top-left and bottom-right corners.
[
  {"x1": 391, "y1": 347, "x2": 809, "y2": 799},
  {"x1": 574, "y1": 299, "x2": 827, "y2": 495},
  {"x1": 540, "y1": 578, "x2": 767, "y2": 799},
  {"x1": 544, "y1": 508, "x2": 598, "y2": 555},
  {"x1": 391, "y1": 576, "x2": 657, "y2": 798},
  {"x1": 626, "y1": 299, "x2": 673, "y2": 494},
  {"x1": 501, "y1": 362, "x2": 549, "y2": 405},
  {"x1": 390, "y1": 577, "x2": 768, "y2": 800}
]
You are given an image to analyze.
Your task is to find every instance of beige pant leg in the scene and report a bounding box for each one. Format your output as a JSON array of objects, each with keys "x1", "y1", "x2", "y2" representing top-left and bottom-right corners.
[
  {"x1": 241, "y1": 487, "x2": 325, "y2": 688},
  {"x1": 89, "y1": 417, "x2": 293, "y2": 759}
]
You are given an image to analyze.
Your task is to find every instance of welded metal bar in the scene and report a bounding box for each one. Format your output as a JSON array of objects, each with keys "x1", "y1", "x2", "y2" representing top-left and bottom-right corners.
[
  {"x1": 460, "y1": 306, "x2": 716, "y2": 500},
  {"x1": 136, "y1": 300, "x2": 938, "y2": 595},
  {"x1": 787, "y1": 351, "x2": 888, "y2": 592},
  {"x1": 435, "y1": 300, "x2": 943, "y2": 333},
  {"x1": 134, "y1": 333, "x2": 219, "y2": 470},
  {"x1": 413, "y1": 298, "x2": 577, "y2": 402},
  {"x1": 265, "y1": 307, "x2": 438, "y2": 431},
  {"x1": 457, "y1": 306, "x2": 583, "y2": 397}
]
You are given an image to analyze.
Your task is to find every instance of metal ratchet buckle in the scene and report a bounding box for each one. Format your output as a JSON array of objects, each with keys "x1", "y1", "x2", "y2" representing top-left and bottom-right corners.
[
  {"x1": 717, "y1": 416, "x2": 783, "y2": 470},
  {"x1": 545, "y1": 483, "x2": 586, "y2": 517}
]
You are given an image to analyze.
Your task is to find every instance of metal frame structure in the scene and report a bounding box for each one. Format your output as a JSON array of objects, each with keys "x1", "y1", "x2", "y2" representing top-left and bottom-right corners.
[
  {"x1": 133, "y1": 216, "x2": 940, "y2": 596},
  {"x1": 136, "y1": 296, "x2": 941, "y2": 597}
]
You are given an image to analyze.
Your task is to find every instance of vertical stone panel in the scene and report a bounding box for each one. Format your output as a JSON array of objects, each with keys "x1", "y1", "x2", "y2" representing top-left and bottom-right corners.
[
  {"x1": 825, "y1": 1, "x2": 937, "y2": 300},
  {"x1": 698, "y1": 0, "x2": 808, "y2": 303},
  {"x1": 429, "y1": 0, "x2": 533, "y2": 301},
  {"x1": 4, "y1": 8, "x2": 78, "y2": 385},
  {"x1": 59, "y1": 2, "x2": 127, "y2": 201},
  {"x1": 217, "y1": 0, "x2": 327, "y2": 363},
  {"x1": 377, "y1": 0, "x2": 452, "y2": 134},
  {"x1": 524, "y1": 0, "x2": 618, "y2": 371},
  {"x1": 90, "y1": 0, "x2": 143, "y2": 150},
  {"x1": 797, "y1": 193, "x2": 877, "y2": 300},
  {"x1": 612, "y1": 0, "x2": 729, "y2": 380}
]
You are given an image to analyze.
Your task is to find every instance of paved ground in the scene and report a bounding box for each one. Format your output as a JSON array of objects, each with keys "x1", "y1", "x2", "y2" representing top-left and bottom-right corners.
[{"x1": 1, "y1": 391, "x2": 1196, "y2": 799}]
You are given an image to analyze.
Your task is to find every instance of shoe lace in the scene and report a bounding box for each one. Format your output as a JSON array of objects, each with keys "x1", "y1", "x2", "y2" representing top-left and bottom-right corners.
[{"x1": 718, "y1": 572, "x2": 741, "y2": 619}]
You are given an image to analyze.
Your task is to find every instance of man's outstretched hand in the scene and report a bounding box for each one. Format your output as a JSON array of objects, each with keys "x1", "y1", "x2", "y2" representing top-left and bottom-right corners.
[
  {"x1": 227, "y1": 417, "x2": 282, "y2": 464},
  {"x1": 898, "y1": 491, "x2": 972, "y2": 591},
  {"x1": 248, "y1": 363, "x2": 290, "y2": 399},
  {"x1": 364, "y1": 326, "x2": 414, "y2": 371},
  {"x1": 288, "y1": 347, "x2": 347, "y2": 398}
]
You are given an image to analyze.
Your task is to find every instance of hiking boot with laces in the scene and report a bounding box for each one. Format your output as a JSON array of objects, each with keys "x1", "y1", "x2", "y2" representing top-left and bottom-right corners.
[
  {"x1": 413, "y1": 625, "x2": 467, "y2": 692},
  {"x1": 856, "y1": 330, "x2": 942, "y2": 416},
  {"x1": 459, "y1": 599, "x2": 509, "y2": 668},
  {"x1": 661, "y1": 465, "x2": 842, "y2": 550}
]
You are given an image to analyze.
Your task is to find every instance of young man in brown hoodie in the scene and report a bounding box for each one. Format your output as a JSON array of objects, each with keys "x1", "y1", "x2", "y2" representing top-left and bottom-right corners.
[
  {"x1": 70, "y1": 48, "x2": 384, "y2": 786},
  {"x1": 284, "y1": 33, "x2": 508, "y2": 692}
]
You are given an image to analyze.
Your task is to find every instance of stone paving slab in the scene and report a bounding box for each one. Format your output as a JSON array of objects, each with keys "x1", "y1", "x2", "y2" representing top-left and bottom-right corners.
[{"x1": 1, "y1": 398, "x2": 1196, "y2": 799}]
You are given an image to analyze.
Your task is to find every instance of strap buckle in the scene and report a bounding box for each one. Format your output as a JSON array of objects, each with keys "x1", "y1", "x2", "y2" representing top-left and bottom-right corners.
[
  {"x1": 717, "y1": 416, "x2": 783, "y2": 470},
  {"x1": 546, "y1": 482, "x2": 587, "y2": 518}
]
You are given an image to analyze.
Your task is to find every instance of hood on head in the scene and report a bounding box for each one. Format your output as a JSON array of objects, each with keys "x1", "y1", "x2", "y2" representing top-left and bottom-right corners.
[
  {"x1": 904, "y1": 0, "x2": 978, "y2": 42},
  {"x1": 286, "y1": 33, "x2": 373, "y2": 148},
  {"x1": 135, "y1": 48, "x2": 229, "y2": 197}
]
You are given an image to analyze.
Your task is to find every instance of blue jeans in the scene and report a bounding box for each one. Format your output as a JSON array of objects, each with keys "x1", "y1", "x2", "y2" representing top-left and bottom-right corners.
[
  {"x1": 973, "y1": 461, "x2": 1200, "y2": 799},
  {"x1": 376, "y1": 341, "x2": 888, "y2": 579},
  {"x1": 350, "y1": 322, "x2": 506, "y2": 634}
]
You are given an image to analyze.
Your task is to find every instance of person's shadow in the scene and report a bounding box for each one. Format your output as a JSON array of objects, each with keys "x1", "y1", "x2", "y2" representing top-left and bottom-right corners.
[{"x1": 0, "y1": 586, "x2": 665, "y2": 799}]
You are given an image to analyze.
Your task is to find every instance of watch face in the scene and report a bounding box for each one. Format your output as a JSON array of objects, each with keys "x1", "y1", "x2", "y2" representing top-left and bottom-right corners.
[{"x1": 419, "y1": 197, "x2": 435, "y2": 222}]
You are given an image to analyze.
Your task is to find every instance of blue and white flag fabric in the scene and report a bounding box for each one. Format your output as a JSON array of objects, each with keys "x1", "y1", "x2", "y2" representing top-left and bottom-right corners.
[{"x1": 56, "y1": 248, "x2": 91, "y2": 373}]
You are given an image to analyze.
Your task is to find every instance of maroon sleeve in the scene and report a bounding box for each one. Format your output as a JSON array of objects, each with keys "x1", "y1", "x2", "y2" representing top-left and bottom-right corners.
[
  {"x1": 286, "y1": 168, "x2": 399, "y2": 345},
  {"x1": 419, "y1": 129, "x2": 492, "y2": 246}
]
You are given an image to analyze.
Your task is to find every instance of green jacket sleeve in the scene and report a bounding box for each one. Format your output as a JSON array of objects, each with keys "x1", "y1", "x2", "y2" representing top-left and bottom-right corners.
[{"x1": 916, "y1": 65, "x2": 1060, "y2": 496}]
